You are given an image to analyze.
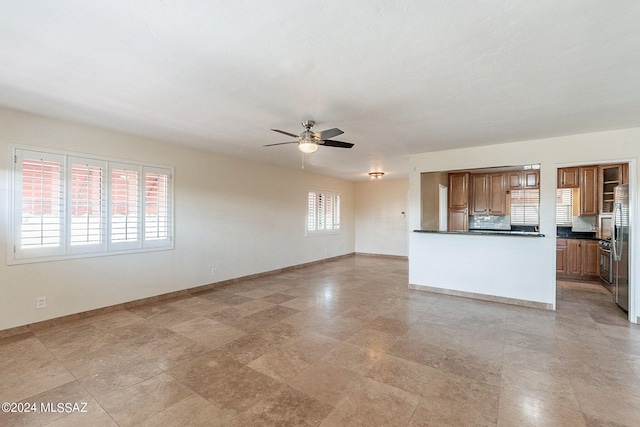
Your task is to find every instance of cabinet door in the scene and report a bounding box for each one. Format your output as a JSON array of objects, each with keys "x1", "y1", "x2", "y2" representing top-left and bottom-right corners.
[
  {"x1": 556, "y1": 239, "x2": 568, "y2": 274},
  {"x1": 470, "y1": 173, "x2": 489, "y2": 215},
  {"x1": 581, "y1": 240, "x2": 600, "y2": 277},
  {"x1": 448, "y1": 173, "x2": 469, "y2": 210},
  {"x1": 523, "y1": 170, "x2": 540, "y2": 189},
  {"x1": 580, "y1": 166, "x2": 598, "y2": 216},
  {"x1": 448, "y1": 209, "x2": 468, "y2": 232},
  {"x1": 488, "y1": 173, "x2": 507, "y2": 215},
  {"x1": 506, "y1": 171, "x2": 522, "y2": 190},
  {"x1": 567, "y1": 240, "x2": 582, "y2": 276},
  {"x1": 558, "y1": 167, "x2": 579, "y2": 188}
]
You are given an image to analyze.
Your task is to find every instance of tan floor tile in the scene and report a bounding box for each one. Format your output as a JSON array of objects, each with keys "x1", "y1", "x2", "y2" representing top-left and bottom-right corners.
[
  {"x1": 0, "y1": 381, "x2": 114, "y2": 427},
  {"x1": 62, "y1": 343, "x2": 139, "y2": 379},
  {"x1": 335, "y1": 377, "x2": 420, "y2": 426},
  {"x1": 37, "y1": 324, "x2": 122, "y2": 360},
  {"x1": 320, "y1": 341, "x2": 382, "y2": 376},
  {"x1": 78, "y1": 355, "x2": 163, "y2": 401},
  {"x1": 497, "y1": 392, "x2": 586, "y2": 427},
  {"x1": 409, "y1": 395, "x2": 496, "y2": 427},
  {"x1": 199, "y1": 366, "x2": 281, "y2": 415},
  {"x1": 248, "y1": 347, "x2": 314, "y2": 382},
  {"x1": 0, "y1": 336, "x2": 57, "y2": 375},
  {"x1": 0, "y1": 361, "x2": 75, "y2": 403},
  {"x1": 288, "y1": 360, "x2": 361, "y2": 406},
  {"x1": 501, "y1": 365, "x2": 579, "y2": 411},
  {"x1": 133, "y1": 331, "x2": 213, "y2": 370},
  {"x1": 367, "y1": 353, "x2": 448, "y2": 397},
  {"x1": 166, "y1": 353, "x2": 242, "y2": 394},
  {"x1": 346, "y1": 327, "x2": 400, "y2": 352},
  {"x1": 98, "y1": 373, "x2": 193, "y2": 426},
  {"x1": 231, "y1": 385, "x2": 332, "y2": 427},
  {"x1": 139, "y1": 394, "x2": 234, "y2": 427}
]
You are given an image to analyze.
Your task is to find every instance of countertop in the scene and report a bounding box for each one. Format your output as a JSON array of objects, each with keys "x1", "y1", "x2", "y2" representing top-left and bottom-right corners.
[{"x1": 413, "y1": 229, "x2": 545, "y2": 238}]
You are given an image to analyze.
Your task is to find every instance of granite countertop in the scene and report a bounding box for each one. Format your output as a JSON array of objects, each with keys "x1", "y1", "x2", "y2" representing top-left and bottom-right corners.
[{"x1": 413, "y1": 229, "x2": 545, "y2": 237}]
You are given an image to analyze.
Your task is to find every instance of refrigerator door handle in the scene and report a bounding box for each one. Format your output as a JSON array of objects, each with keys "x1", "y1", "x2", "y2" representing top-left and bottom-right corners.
[{"x1": 612, "y1": 202, "x2": 621, "y2": 261}]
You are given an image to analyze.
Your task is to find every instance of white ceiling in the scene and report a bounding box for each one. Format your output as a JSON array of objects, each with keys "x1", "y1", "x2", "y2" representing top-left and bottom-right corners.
[{"x1": 1, "y1": 1, "x2": 639, "y2": 181}]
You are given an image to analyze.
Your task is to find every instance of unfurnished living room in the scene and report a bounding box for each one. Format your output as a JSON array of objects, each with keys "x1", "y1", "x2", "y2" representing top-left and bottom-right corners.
[{"x1": 1, "y1": 1, "x2": 640, "y2": 426}]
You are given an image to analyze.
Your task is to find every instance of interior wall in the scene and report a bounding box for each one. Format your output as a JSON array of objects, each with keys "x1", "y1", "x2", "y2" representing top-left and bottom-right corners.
[
  {"x1": 355, "y1": 179, "x2": 408, "y2": 257},
  {"x1": 409, "y1": 127, "x2": 639, "y2": 321},
  {"x1": 420, "y1": 172, "x2": 448, "y2": 230},
  {"x1": 0, "y1": 108, "x2": 356, "y2": 331}
]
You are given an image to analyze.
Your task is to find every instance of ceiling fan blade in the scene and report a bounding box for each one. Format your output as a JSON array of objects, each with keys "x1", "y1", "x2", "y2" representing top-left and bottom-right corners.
[
  {"x1": 263, "y1": 141, "x2": 298, "y2": 147},
  {"x1": 314, "y1": 128, "x2": 343, "y2": 140},
  {"x1": 271, "y1": 129, "x2": 299, "y2": 138},
  {"x1": 321, "y1": 140, "x2": 354, "y2": 149}
]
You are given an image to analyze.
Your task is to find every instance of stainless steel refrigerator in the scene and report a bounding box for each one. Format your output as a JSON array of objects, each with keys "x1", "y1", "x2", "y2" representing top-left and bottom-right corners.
[{"x1": 612, "y1": 184, "x2": 629, "y2": 311}]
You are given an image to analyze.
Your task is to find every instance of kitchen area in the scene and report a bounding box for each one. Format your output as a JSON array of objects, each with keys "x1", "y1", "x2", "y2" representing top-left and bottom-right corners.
[
  {"x1": 419, "y1": 164, "x2": 543, "y2": 237},
  {"x1": 555, "y1": 163, "x2": 630, "y2": 312}
]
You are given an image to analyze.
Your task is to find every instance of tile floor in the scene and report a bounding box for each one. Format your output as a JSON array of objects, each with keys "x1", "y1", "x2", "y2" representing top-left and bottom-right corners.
[{"x1": 1, "y1": 255, "x2": 640, "y2": 426}]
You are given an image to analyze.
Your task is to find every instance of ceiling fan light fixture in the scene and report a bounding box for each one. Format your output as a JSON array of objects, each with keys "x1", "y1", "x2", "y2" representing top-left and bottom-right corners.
[
  {"x1": 299, "y1": 141, "x2": 318, "y2": 153},
  {"x1": 369, "y1": 171, "x2": 385, "y2": 180}
]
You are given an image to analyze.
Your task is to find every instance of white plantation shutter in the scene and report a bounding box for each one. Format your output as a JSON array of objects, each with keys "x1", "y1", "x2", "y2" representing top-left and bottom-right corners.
[
  {"x1": 510, "y1": 189, "x2": 540, "y2": 226},
  {"x1": 110, "y1": 163, "x2": 141, "y2": 248},
  {"x1": 10, "y1": 146, "x2": 174, "y2": 263},
  {"x1": 69, "y1": 157, "x2": 106, "y2": 253},
  {"x1": 144, "y1": 167, "x2": 171, "y2": 246},
  {"x1": 306, "y1": 190, "x2": 341, "y2": 234},
  {"x1": 14, "y1": 149, "x2": 65, "y2": 259},
  {"x1": 307, "y1": 191, "x2": 317, "y2": 231}
]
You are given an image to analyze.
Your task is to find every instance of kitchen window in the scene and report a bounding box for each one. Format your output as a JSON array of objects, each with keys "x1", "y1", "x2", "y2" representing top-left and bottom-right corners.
[
  {"x1": 10, "y1": 147, "x2": 173, "y2": 263},
  {"x1": 307, "y1": 190, "x2": 341, "y2": 235},
  {"x1": 510, "y1": 189, "x2": 540, "y2": 226},
  {"x1": 556, "y1": 188, "x2": 573, "y2": 226}
]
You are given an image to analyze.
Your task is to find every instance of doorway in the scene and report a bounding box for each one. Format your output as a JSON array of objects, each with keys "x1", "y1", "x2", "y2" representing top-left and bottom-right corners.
[{"x1": 554, "y1": 161, "x2": 635, "y2": 323}]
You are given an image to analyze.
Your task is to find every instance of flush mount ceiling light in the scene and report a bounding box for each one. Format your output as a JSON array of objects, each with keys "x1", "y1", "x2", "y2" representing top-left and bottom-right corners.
[{"x1": 369, "y1": 172, "x2": 385, "y2": 180}]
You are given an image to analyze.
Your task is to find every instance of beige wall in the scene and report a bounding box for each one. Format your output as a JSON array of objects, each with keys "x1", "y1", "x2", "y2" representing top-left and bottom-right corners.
[
  {"x1": 355, "y1": 179, "x2": 408, "y2": 257},
  {"x1": 0, "y1": 108, "x2": 356, "y2": 331}
]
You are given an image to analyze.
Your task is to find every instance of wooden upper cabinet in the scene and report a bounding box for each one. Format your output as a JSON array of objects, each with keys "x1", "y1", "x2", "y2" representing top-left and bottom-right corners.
[
  {"x1": 558, "y1": 167, "x2": 579, "y2": 188},
  {"x1": 523, "y1": 170, "x2": 540, "y2": 189},
  {"x1": 622, "y1": 163, "x2": 629, "y2": 184},
  {"x1": 506, "y1": 171, "x2": 523, "y2": 190},
  {"x1": 448, "y1": 172, "x2": 469, "y2": 210},
  {"x1": 580, "y1": 166, "x2": 598, "y2": 216},
  {"x1": 470, "y1": 173, "x2": 506, "y2": 215},
  {"x1": 507, "y1": 170, "x2": 539, "y2": 190},
  {"x1": 489, "y1": 173, "x2": 507, "y2": 215},
  {"x1": 470, "y1": 174, "x2": 489, "y2": 215}
]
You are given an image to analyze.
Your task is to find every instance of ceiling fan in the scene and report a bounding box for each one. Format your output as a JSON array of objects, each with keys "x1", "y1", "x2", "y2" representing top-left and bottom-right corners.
[{"x1": 264, "y1": 120, "x2": 354, "y2": 153}]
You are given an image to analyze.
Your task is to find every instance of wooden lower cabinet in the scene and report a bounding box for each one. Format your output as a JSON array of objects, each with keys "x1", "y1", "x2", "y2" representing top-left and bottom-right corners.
[
  {"x1": 448, "y1": 209, "x2": 468, "y2": 232},
  {"x1": 556, "y1": 238, "x2": 599, "y2": 280},
  {"x1": 556, "y1": 239, "x2": 568, "y2": 274}
]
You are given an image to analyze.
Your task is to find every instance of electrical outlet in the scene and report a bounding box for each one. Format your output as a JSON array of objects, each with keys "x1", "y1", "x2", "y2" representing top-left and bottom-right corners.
[
  {"x1": 36, "y1": 296, "x2": 46, "y2": 309},
  {"x1": 211, "y1": 268, "x2": 217, "y2": 276}
]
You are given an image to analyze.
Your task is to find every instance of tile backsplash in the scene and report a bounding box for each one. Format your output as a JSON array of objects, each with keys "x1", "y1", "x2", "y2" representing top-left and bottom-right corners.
[{"x1": 469, "y1": 215, "x2": 511, "y2": 230}]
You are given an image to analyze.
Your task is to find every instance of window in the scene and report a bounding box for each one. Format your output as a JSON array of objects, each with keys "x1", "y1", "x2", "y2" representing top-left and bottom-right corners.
[
  {"x1": 10, "y1": 147, "x2": 173, "y2": 263},
  {"x1": 556, "y1": 188, "x2": 573, "y2": 226},
  {"x1": 510, "y1": 189, "x2": 540, "y2": 226},
  {"x1": 307, "y1": 190, "x2": 341, "y2": 234}
]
